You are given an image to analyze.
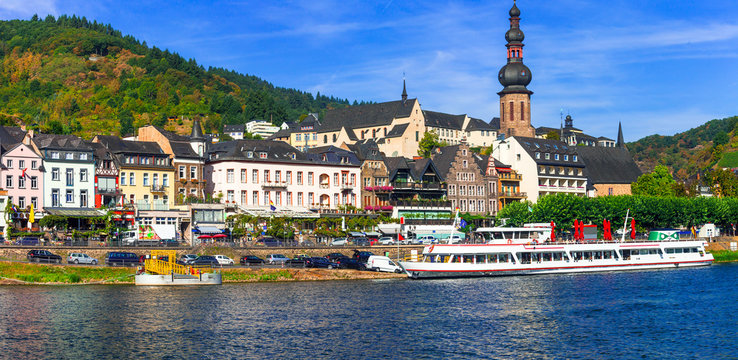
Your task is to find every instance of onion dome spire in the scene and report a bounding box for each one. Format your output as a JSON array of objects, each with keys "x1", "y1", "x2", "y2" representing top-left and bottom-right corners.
[{"x1": 498, "y1": 0, "x2": 532, "y2": 95}]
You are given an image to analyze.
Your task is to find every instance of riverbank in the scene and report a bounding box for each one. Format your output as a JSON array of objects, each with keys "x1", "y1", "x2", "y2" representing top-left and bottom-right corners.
[
  {"x1": 0, "y1": 261, "x2": 405, "y2": 285},
  {"x1": 709, "y1": 250, "x2": 738, "y2": 263}
]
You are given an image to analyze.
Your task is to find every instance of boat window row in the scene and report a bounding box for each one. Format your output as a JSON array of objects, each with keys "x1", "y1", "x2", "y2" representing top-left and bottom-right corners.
[
  {"x1": 570, "y1": 250, "x2": 618, "y2": 261},
  {"x1": 423, "y1": 253, "x2": 514, "y2": 264},
  {"x1": 620, "y1": 248, "x2": 661, "y2": 260},
  {"x1": 516, "y1": 251, "x2": 569, "y2": 264},
  {"x1": 664, "y1": 247, "x2": 699, "y2": 254}
]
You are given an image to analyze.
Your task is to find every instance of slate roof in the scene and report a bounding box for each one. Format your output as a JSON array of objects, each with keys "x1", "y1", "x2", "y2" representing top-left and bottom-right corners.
[
  {"x1": 576, "y1": 146, "x2": 642, "y2": 184},
  {"x1": 33, "y1": 133, "x2": 93, "y2": 151},
  {"x1": 464, "y1": 117, "x2": 495, "y2": 132},
  {"x1": 268, "y1": 127, "x2": 293, "y2": 140},
  {"x1": 423, "y1": 110, "x2": 465, "y2": 130},
  {"x1": 489, "y1": 117, "x2": 500, "y2": 131},
  {"x1": 597, "y1": 136, "x2": 614, "y2": 141},
  {"x1": 0, "y1": 126, "x2": 26, "y2": 153},
  {"x1": 384, "y1": 156, "x2": 411, "y2": 180},
  {"x1": 95, "y1": 135, "x2": 165, "y2": 155},
  {"x1": 208, "y1": 139, "x2": 304, "y2": 163},
  {"x1": 224, "y1": 124, "x2": 245, "y2": 133},
  {"x1": 170, "y1": 141, "x2": 200, "y2": 159},
  {"x1": 319, "y1": 99, "x2": 417, "y2": 133},
  {"x1": 385, "y1": 123, "x2": 409, "y2": 138},
  {"x1": 410, "y1": 158, "x2": 442, "y2": 182},
  {"x1": 430, "y1": 145, "x2": 461, "y2": 177},
  {"x1": 152, "y1": 126, "x2": 190, "y2": 142},
  {"x1": 343, "y1": 127, "x2": 358, "y2": 141},
  {"x1": 89, "y1": 141, "x2": 115, "y2": 161},
  {"x1": 346, "y1": 140, "x2": 384, "y2": 161},
  {"x1": 305, "y1": 146, "x2": 361, "y2": 166},
  {"x1": 384, "y1": 156, "x2": 442, "y2": 182},
  {"x1": 514, "y1": 136, "x2": 585, "y2": 168}
]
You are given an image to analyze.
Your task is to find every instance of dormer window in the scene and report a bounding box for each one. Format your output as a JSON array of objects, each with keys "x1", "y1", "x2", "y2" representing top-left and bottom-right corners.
[
  {"x1": 535, "y1": 152, "x2": 540, "y2": 159},
  {"x1": 51, "y1": 151, "x2": 59, "y2": 159},
  {"x1": 545, "y1": 153, "x2": 550, "y2": 160},
  {"x1": 247, "y1": 152, "x2": 253, "y2": 158},
  {"x1": 564, "y1": 155, "x2": 569, "y2": 161},
  {"x1": 259, "y1": 152, "x2": 267, "y2": 159},
  {"x1": 462, "y1": 149, "x2": 467, "y2": 156},
  {"x1": 80, "y1": 153, "x2": 88, "y2": 160},
  {"x1": 66, "y1": 153, "x2": 73, "y2": 160},
  {"x1": 572, "y1": 155, "x2": 578, "y2": 162},
  {"x1": 554, "y1": 154, "x2": 560, "y2": 160}
]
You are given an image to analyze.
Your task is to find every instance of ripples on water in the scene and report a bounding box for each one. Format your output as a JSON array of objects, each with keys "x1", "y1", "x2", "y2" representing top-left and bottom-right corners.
[{"x1": 0, "y1": 264, "x2": 736, "y2": 359}]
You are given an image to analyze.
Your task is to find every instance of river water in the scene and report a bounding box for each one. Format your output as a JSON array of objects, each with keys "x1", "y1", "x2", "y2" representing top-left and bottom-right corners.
[{"x1": 0, "y1": 264, "x2": 736, "y2": 359}]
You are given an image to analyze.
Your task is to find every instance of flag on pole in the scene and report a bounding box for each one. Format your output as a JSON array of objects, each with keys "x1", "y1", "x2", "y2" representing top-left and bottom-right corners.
[
  {"x1": 458, "y1": 219, "x2": 468, "y2": 229},
  {"x1": 21, "y1": 168, "x2": 27, "y2": 178},
  {"x1": 269, "y1": 200, "x2": 276, "y2": 211}
]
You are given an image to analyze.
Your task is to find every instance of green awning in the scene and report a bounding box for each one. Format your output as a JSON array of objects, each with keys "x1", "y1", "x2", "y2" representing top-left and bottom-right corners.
[{"x1": 44, "y1": 208, "x2": 107, "y2": 217}]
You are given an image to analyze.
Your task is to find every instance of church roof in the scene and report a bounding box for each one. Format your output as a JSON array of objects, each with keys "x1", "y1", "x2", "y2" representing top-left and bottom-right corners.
[
  {"x1": 320, "y1": 99, "x2": 417, "y2": 133},
  {"x1": 423, "y1": 110, "x2": 465, "y2": 130},
  {"x1": 576, "y1": 146, "x2": 642, "y2": 184}
]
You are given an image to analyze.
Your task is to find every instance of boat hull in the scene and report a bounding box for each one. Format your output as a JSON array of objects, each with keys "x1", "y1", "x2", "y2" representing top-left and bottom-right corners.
[{"x1": 135, "y1": 272, "x2": 222, "y2": 285}]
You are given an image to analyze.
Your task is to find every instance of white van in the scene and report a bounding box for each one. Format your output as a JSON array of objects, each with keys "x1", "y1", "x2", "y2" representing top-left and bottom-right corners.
[
  {"x1": 365, "y1": 255, "x2": 403, "y2": 273},
  {"x1": 445, "y1": 235, "x2": 464, "y2": 244}
]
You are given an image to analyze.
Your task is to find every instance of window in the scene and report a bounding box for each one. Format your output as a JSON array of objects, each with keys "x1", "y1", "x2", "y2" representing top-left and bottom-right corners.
[
  {"x1": 308, "y1": 172, "x2": 314, "y2": 185},
  {"x1": 286, "y1": 171, "x2": 292, "y2": 184},
  {"x1": 333, "y1": 173, "x2": 338, "y2": 186},
  {"x1": 241, "y1": 169, "x2": 247, "y2": 183},
  {"x1": 275, "y1": 170, "x2": 281, "y2": 183},
  {"x1": 4, "y1": 175, "x2": 11, "y2": 188},
  {"x1": 296, "y1": 133, "x2": 302, "y2": 141},
  {"x1": 544, "y1": 153, "x2": 550, "y2": 160},
  {"x1": 264, "y1": 170, "x2": 270, "y2": 183},
  {"x1": 259, "y1": 152, "x2": 267, "y2": 159},
  {"x1": 241, "y1": 190, "x2": 247, "y2": 204},
  {"x1": 253, "y1": 191, "x2": 259, "y2": 205},
  {"x1": 163, "y1": 174, "x2": 168, "y2": 187},
  {"x1": 462, "y1": 149, "x2": 467, "y2": 156},
  {"x1": 80, "y1": 190, "x2": 88, "y2": 207},
  {"x1": 308, "y1": 192, "x2": 314, "y2": 205},
  {"x1": 297, "y1": 192, "x2": 303, "y2": 206},
  {"x1": 179, "y1": 166, "x2": 185, "y2": 178},
  {"x1": 31, "y1": 197, "x2": 37, "y2": 209},
  {"x1": 31, "y1": 160, "x2": 37, "y2": 169},
  {"x1": 18, "y1": 197, "x2": 25, "y2": 208},
  {"x1": 190, "y1": 166, "x2": 197, "y2": 179},
  {"x1": 263, "y1": 191, "x2": 270, "y2": 205},
  {"x1": 52, "y1": 168, "x2": 60, "y2": 181},
  {"x1": 564, "y1": 155, "x2": 569, "y2": 161},
  {"x1": 121, "y1": 172, "x2": 127, "y2": 185},
  {"x1": 554, "y1": 154, "x2": 560, "y2": 160},
  {"x1": 65, "y1": 153, "x2": 73, "y2": 160},
  {"x1": 463, "y1": 160, "x2": 468, "y2": 168},
  {"x1": 80, "y1": 153, "x2": 88, "y2": 161},
  {"x1": 297, "y1": 172, "x2": 303, "y2": 185},
  {"x1": 252, "y1": 169, "x2": 259, "y2": 183},
  {"x1": 52, "y1": 189, "x2": 60, "y2": 207},
  {"x1": 18, "y1": 160, "x2": 24, "y2": 169},
  {"x1": 31, "y1": 176, "x2": 38, "y2": 189},
  {"x1": 129, "y1": 173, "x2": 135, "y2": 185},
  {"x1": 608, "y1": 187, "x2": 614, "y2": 196},
  {"x1": 153, "y1": 174, "x2": 159, "y2": 186},
  {"x1": 276, "y1": 192, "x2": 281, "y2": 205},
  {"x1": 227, "y1": 169, "x2": 234, "y2": 183},
  {"x1": 66, "y1": 189, "x2": 74, "y2": 203},
  {"x1": 287, "y1": 192, "x2": 292, "y2": 205},
  {"x1": 5, "y1": 159, "x2": 11, "y2": 168},
  {"x1": 18, "y1": 176, "x2": 25, "y2": 189},
  {"x1": 143, "y1": 173, "x2": 149, "y2": 186},
  {"x1": 66, "y1": 169, "x2": 74, "y2": 186},
  {"x1": 51, "y1": 151, "x2": 59, "y2": 159},
  {"x1": 80, "y1": 169, "x2": 88, "y2": 182},
  {"x1": 573, "y1": 155, "x2": 578, "y2": 162},
  {"x1": 227, "y1": 190, "x2": 234, "y2": 202}
]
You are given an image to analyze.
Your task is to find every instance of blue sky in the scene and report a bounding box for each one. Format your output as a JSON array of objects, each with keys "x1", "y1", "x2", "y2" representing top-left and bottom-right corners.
[{"x1": 2, "y1": 0, "x2": 738, "y2": 142}]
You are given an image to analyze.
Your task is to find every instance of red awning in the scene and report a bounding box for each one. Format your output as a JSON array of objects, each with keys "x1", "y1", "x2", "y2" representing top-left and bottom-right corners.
[
  {"x1": 198, "y1": 235, "x2": 213, "y2": 239},
  {"x1": 212, "y1": 234, "x2": 227, "y2": 238}
]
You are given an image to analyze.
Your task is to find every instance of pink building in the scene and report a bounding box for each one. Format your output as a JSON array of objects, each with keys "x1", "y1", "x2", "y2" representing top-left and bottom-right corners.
[{"x1": 1, "y1": 142, "x2": 44, "y2": 212}]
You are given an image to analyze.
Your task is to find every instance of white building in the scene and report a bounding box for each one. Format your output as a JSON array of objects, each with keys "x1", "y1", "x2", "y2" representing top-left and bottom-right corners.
[
  {"x1": 492, "y1": 136, "x2": 587, "y2": 203},
  {"x1": 204, "y1": 140, "x2": 361, "y2": 212},
  {"x1": 245, "y1": 120, "x2": 280, "y2": 139}
]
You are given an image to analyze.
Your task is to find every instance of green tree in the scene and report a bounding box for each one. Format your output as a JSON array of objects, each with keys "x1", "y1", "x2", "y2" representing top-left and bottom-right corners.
[
  {"x1": 418, "y1": 131, "x2": 445, "y2": 158},
  {"x1": 43, "y1": 120, "x2": 65, "y2": 134},
  {"x1": 631, "y1": 165, "x2": 676, "y2": 197},
  {"x1": 714, "y1": 131, "x2": 729, "y2": 146},
  {"x1": 545, "y1": 130, "x2": 560, "y2": 140}
]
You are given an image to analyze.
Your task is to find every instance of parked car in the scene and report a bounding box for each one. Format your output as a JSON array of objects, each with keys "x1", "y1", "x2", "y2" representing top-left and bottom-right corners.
[
  {"x1": 255, "y1": 237, "x2": 282, "y2": 247},
  {"x1": 286, "y1": 255, "x2": 310, "y2": 267},
  {"x1": 240, "y1": 255, "x2": 265, "y2": 266},
  {"x1": 325, "y1": 252, "x2": 347, "y2": 262},
  {"x1": 67, "y1": 252, "x2": 98, "y2": 265},
  {"x1": 445, "y1": 235, "x2": 464, "y2": 244},
  {"x1": 376, "y1": 237, "x2": 395, "y2": 245},
  {"x1": 414, "y1": 235, "x2": 437, "y2": 245},
  {"x1": 399, "y1": 236, "x2": 412, "y2": 245},
  {"x1": 352, "y1": 250, "x2": 375, "y2": 263},
  {"x1": 160, "y1": 239, "x2": 179, "y2": 247},
  {"x1": 305, "y1": 257, "x2": 338, "y2": 269},
  {"x1": 352, "y1": 237, "x2": 371, "y2": 246},
  {"x1": 180, "y1": 254, "x2": 198, "y2": 265},
  {"x1": 214, "y1": 255, "x2": 235, "y2": 266},
  {"x1": 27, "y1": 250, "x2": 62, "y2": 263},
  {"x1": 105, "y1": 252, "x2": 141, "y2": 266},
  {"x1": 265, "y1": 254, "x2": 290, "y2": 265},
  {"x1": 334, "y1": 256, "x2": 366, "y2": 270},
  {"x1": 365, "y1": 255, "x2": 403, "y2": 273},
  {"x1": 192, "y1": 255, "x2": 220, "y2": 266},
  {"x1": 330, "y1": 238, "x2": 349, "y2": 246}
]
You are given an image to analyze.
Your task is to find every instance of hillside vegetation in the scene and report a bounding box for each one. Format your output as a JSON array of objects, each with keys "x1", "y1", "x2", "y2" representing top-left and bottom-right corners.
[
  {"x1": 628, "y1": 116, "x2": 738, "y2": 179},
  {"x1": 0, "y1": 15, "x2": 365, "y2": 138}
]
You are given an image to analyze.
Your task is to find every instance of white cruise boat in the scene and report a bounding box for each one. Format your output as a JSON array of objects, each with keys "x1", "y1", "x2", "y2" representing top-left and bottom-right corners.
[{"x1": 399, "y1": 227, "x2": 713, "y2": 279}]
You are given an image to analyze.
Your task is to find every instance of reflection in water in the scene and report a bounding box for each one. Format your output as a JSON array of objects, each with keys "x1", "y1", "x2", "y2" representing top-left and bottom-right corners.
[{"x1": 0, "y1": 265, "x2": 735, "y2": 359}]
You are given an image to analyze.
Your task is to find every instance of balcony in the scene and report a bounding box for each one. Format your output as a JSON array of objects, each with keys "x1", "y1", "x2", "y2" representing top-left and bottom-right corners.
[
  {"x1": 499, "y1": 191, "x2": 526, "y2": 199},
  {"x1": 499, "y1": 173, "x2": 522, "y2": 181},
  {"x1": 150, "y1": 185, "x2": 167, "y2": 193},
  {"x1": 319, "y1": 183, "x2": 330, "y2": 189},
  {"x1": 340, "y1": 183, "x2": 355, "y2": 191},
  {"x1": 261, "y1": 181, "x2": 288, "y2": 189},
  {"x1": 97, "y1": 187, "x2": 121, "y2": 195},
  {"x1": 135, "y1": 200, "x2": 169, "y2": 211},
  {"x1": 364, "y1": 185, "x2": 393, "y2": 193},
  {"x1": 391, "y1": 182, "x2": 446, "y2": 191}
]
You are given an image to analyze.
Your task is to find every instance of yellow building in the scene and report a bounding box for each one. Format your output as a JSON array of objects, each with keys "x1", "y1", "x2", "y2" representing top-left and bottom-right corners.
[{"x1": 93, "y1": 136, "x2": 176, "y2": 210}]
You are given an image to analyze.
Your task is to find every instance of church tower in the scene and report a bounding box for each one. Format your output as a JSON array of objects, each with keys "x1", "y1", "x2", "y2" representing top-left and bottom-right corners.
[{"x1": 498, "y1": 1, "x2": 534, "y2": 138}]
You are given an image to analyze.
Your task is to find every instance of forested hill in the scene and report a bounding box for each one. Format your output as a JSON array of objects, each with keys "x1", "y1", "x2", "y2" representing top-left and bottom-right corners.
[
  {"x1": 0, "y1": 15, "x2": 365, "y2": 138},
  {"x1": 628, "y1": 115, "x2": 738, "y2": 179}
]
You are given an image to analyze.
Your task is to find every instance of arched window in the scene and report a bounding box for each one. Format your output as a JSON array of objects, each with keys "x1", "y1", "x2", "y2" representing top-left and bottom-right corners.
[
  {"x1": 332, "y1": 134, "x2": 337, "y2": 142},
  {"x1": 520, "y1": 102, "x2": 525, "y2": 123},
  {"x1": 383, "y1": 128, "x2": 387, "y2": 136},
  {"x1": 323, "y1": 135, "x2": 327, "y2": 143}
]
